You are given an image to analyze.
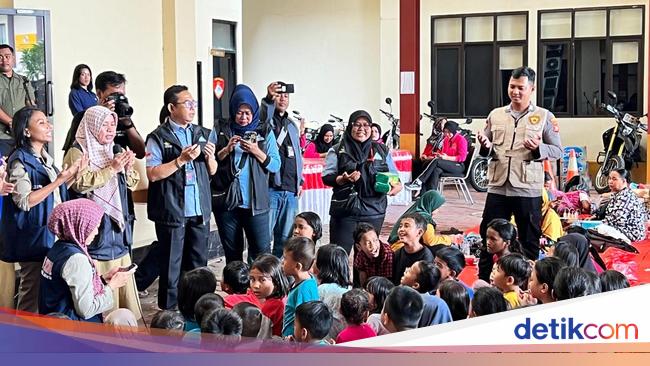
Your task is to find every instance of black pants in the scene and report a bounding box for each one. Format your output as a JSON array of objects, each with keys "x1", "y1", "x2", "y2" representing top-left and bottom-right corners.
[
  {"x1": 0, "y1": 138, "x2": 13, "y2": 157},
  {"x1": 155, "y1": 216, "x2": 209, "y2": 310},
  {"x1": 416, "y1": 158, "x2": 464, "y2": 191},
  {"x1": 478, "y1": 193, "x2": 542, "y2": 282},
  {"x1": 134, "y1": 240, "x2": 161, "y2": 291}
]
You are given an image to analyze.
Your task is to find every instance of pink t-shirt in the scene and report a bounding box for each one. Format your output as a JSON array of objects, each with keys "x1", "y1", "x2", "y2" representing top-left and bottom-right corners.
[
  {"x1": 440, "y1": 133, "x2": 468, "y2": 163},
  {"x1": 335, "y1": 323, "x2": 377, "y2": 343}
]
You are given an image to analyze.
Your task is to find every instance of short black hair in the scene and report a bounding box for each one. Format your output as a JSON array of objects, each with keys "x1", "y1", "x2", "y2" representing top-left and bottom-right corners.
[
  {"x1": 599, "y1": 270, "x2": 630, "y2": 292},
  {"x1": 364, "y1": 276, "x2": 395, "y2": 314},
  {"x1": 486, "y1": 218, "x2": 523, "y2": 255},
  {"x1": 414, "y1": 261, "x2": 440, "y2": 294},
  {"x1": 586, "y1": 271, "x2": 602, "y2": 294},
  {"x1": 194, "y1": 293, "x2": 225, "y2": 327},
  {"x1": 353, "y1": 222, "x2": 378, "y2": 244},
  {"x1": 533, "y1": 256, "x2": 565, "y2": 294},
  {"x1": 383, "y1": 286, "x2": 424, "y2": 331},
  {"x1": 251, "y1": 254, "x2": 289, "y2": 298},
  {"x1": 511, "y1": 66, "x2": 536, "y2": 84},
  {"x1": 400, "y1": 212, "x2": 427, "y2": 232},
  {"x1": 95, "y1": 71, "x2": 126, "y2": 92},
  {"x1": 435, "y1": 246, "x2": 466, "y2": 278},
  {"x1": 232, "y1": 302, "x2": 263, "y2": 338},
  {"x1": 222, "y1": 261, "x2": 250, "y2": 294},
  {"x1": 553, "y1": 267, "x2": 594, "y2": 301},
  {"x1": 284, "y1": 236, "x2": 316, "y2": 271},
  {"x1": 160, "y1": 84, "x2": 189, "y2": 124},
  {"x1": 201, "y1": 308, "x2": 243, "y2": 336},
  {"x1": 553, "y1": 241, "x2": 579, "y2": 267},
  {"x1": 437, "y1": 280, "x2": 470, "y2": 321},
  {"x1": 471, "y1": 287, "x2": 508, "y2": 316},
  {"x1": 151, "y1": 310, "x2": 184, "y2": 330},
  {"x1": 340, "y1": 289, "x2": 371, "y2": 325},
  {"x1": 178, "y1": 267, "x2": 217, "y2": 321},
  {"x1": 295, "y1": 212, "x2": 323, "y2": 242},
  {"x1": 611, "y1": 168, "x2": 631, "y2": 183},
  {"x1": 315, "y1": 244, "x2": 351, "y2": 288},
  {"x1": 70, "y1": 64, "x2": 94, "y2": 91},
  {"x1": 11, "y1": 106, "x2": 42, "y2": 150},
  {"x1": 295, "y1": 301, "x2": 333, "y2": 340},
  {"x1": 0, "y1": 44, "x2": 14, "y2": 54},
  {"x1": 496, "y1": 253, "x2": 531, "y2": 288}
]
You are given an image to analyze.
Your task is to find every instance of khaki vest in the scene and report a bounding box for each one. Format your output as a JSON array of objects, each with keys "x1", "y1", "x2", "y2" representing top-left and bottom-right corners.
[{"x1": 488, "y1": 106, "x2": 549, "y2": 189}]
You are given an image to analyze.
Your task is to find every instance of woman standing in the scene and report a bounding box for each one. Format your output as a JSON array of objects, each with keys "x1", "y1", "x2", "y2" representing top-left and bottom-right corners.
[
  {"x1": 68, "y1": 64, "x2": 98, "y2": 116},
  {"x1": 63, "y1": 105, "x2": 142, "y2": 319},
  {"x1": 39, "y1": 199, "x2": 133, "y2": 322},
  {"x1": 301, "y1": 123, "x2": 334, "y2": 158},
  {"x1": 210, "y1": 84, "x2": 281, "y2": 263},
  {"x1": 323, "y1": 110, "x2": 402, "y2": 254},
  {"x1": 0, "y1": 106, "x2": 82, "y2": 312}
]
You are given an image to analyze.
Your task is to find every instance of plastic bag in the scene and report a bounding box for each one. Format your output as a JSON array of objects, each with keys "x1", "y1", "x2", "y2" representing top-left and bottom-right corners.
[{"x1": 603, "y1": 248, "x2": 639, "y2": 286}]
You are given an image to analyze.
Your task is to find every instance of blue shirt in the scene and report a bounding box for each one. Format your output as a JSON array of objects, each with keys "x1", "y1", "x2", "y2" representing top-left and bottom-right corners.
[
  {"x1": 68, "y1": 87, "x2": 98, "y2": 116},
  {"x1": 208, "y1": 129, "x2": 281, "y2": 209},
  {"x1": 146, "y1": 120, "x2": 202, "y2": 217},
  {"x1": 282, "y1": 275, "x2": 319, "y2": 337}
]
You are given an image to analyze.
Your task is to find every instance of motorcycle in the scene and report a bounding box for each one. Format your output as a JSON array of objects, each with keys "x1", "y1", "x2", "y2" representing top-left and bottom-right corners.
[
  {"x1": 380, "y1": 97, "x2": 400, "y2": 150},
  {"x1": 594, "y1": 91, "x2": 647, "y2": 193},
  {"x1": 421, "y1": 101, "x2": 489, "y2": 192},
  {"x1": 327, "y1": 114, "x2": 346, "y2": 145}
]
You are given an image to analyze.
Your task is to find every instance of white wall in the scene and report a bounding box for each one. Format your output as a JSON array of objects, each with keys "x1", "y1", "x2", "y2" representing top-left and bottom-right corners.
[
  {"x1": 242, "y1": 0, "x2": 381, "y2": 128},
  {"x1": 380, "y1": 0, "x2": 400, "y2": 133},
  {"x1": 14, "y1": 0, "x2": 165, "y2": 163},
  {"x1": 419, "y1": 0, "x2": 649, "y2": 161}
]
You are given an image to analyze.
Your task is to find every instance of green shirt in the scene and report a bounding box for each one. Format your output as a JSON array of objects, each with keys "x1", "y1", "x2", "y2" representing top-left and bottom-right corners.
[{"x1": 0, "y1": 71, "x2": 36, "y2": 140}]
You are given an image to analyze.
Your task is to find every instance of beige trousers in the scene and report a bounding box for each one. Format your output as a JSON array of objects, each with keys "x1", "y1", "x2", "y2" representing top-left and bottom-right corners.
[
  {"x1": 0, "y1": 260, "x2": 15, "y2": 309},
  {"x1": 95, "y1": 254, "x2": 143, "y2": 320}
]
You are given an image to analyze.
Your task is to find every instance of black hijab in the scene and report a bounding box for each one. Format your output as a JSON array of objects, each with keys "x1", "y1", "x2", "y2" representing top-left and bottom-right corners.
[
  {"x1": 315, "y1": 123, "x2": 334, "y2": 153},
  {"x1": 557, "y1": 232, "x2": 597, "y2": 273},
  {"x1": 342, "y1": 110, "x2": 373, "y2": 163}
]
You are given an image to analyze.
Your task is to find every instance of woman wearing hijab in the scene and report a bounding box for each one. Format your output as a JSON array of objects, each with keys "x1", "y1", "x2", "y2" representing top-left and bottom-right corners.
[
  {"x1": 302, "y1": 123, "x2": 334, "y2": 158},
  {"x1": 388, "y1": 191, "x2": 460, "y2": 251},
  {"x1": 323, "y1": 110, "x2": 402, "y2": 254},
  {"x1": 0, "y1": 106, "x2": 81, "y2": 313},
  {"x1": 406, "y1": 120, "x2": 468, "y2": 193},
  {"x1": 62, "y1": 105, "x2": 142, "y2": 319},
  {"x1": 210, "y1": 84, "x2": 281, "y2": 264},
  {"x1": 39, "y1": 199, "x2": 133, "y2": 322},
  {"x1": 555, "y1": 232, "x2": 597, "y2": 273},
  {"x1": 371, "y1": 123, "x2": 384, "y2": 144}
]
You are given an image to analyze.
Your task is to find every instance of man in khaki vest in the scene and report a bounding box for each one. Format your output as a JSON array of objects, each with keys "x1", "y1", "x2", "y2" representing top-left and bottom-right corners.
[{"x1": 476, "y1": 66, "x2": 562, "y2": 282}]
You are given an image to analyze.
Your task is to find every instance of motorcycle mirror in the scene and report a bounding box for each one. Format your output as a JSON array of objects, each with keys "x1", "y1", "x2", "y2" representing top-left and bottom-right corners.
[
  {"x1": 427, "y1": 101, "x2": 435, "y2": 108},
  {"x1": 385, "y1": 97, "x2": 392, "y2": 105},
  {"x1": 465, "y1": 117, "x2": 473, "y2": 124},
  {"x1": 607, "y1": 91, "x2": 617, "y2": 101},
  {"x1": 292, "y1": 110, "x2": 300, "y2": 115}
]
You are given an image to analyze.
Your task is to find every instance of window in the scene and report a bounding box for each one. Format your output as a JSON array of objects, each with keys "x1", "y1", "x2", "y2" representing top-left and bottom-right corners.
[
  {"x1": 432, "y1": 13, "x2": 528, "y2": 118},
  {"x1": 538, "y1": 6, "x2": 644, "y2": 116}
]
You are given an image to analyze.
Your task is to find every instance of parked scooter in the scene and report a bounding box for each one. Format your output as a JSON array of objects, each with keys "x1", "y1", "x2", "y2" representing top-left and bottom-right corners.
[
  {"x1": 327, "y1": 114, "x2": 346, "y2": 145},
  {"x1": 594, "y1": 91, "x2": 647, "y2": 193},
  {"x1": 380, "y1": 97, "x2": 400, "y2": 150}
]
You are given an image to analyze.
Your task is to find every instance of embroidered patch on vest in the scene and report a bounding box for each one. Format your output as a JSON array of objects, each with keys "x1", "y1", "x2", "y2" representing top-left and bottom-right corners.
[
  {"x1": 529, "y1": 115, "x2": 541, "y2": 125},
  {"x1": 163, "y1": 141, "x2": 172, "y2": 148}
]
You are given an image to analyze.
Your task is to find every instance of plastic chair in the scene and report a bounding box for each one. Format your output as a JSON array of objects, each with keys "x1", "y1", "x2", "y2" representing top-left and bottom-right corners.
[{"x1": 437, "y1": 142, "x2": 478, "y2": 205}]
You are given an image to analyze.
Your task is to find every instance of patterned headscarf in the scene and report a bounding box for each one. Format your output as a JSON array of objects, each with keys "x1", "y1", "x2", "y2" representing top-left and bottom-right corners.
[
  {"x1": 48, "y1": 199, "x2": 105, "y2": 296},
  {"x1": 75, "y1": 106, "x2": 124, "y2": 230}
]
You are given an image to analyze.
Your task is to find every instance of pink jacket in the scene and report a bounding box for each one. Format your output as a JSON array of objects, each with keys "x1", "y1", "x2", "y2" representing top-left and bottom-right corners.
[{"x1": 441, "y1": 133, "x2": 468, "y2": 163}]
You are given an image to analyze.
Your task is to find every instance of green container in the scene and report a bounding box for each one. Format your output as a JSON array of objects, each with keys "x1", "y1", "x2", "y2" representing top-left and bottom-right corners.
[{"x1": 375, "y1": 172, "x2": 400, "y2": 193}]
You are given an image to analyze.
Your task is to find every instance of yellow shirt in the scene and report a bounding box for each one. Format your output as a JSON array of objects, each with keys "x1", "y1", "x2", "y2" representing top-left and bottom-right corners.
[
  {"x1": 391, "y1": 223, "x2": 453, "y2": 251},
  {"x1": 504, "y1": 291, "x2": 521, "y2": 309}
]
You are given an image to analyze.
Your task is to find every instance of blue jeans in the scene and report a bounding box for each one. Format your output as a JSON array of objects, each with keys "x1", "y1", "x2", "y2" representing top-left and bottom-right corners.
[
  {"x1": 269, "y1": 189, "x2": 298, "y2": 258},
  {"x1": 215, "y1": 207, "x2": 271, "y2": 264}
]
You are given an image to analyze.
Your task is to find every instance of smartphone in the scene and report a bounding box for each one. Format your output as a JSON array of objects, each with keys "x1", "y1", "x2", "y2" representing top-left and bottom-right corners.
[
  {"x1": 243, "y1": 131, "x2": 258, "y2": 143},
  {"x1": 118, "y1": 263, "x2": 138, "y2": 272},
  {"x1": 277, "y1": 82, "x2": 294, "y2": 94}
]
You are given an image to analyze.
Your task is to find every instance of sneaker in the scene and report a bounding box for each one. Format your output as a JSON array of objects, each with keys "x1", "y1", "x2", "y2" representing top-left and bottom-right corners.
[{"x1": 405, "y1": 180, "x2": 422, "y2": 191}]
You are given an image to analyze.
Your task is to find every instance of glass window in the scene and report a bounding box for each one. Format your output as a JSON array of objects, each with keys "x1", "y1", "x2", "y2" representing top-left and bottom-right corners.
[
  {"x1": 540, "y1": 12, "x2": 571, "y2": 39},
  {"x1": 435, "y1": 48, "x2": 460, "y2": 114},
  {"x1": 574, "y1": 10, "x2": 607, "y2": 38},
  {"x1": 610, "y1": 8, "x2": 643, "y2": 36},
  {"x1": 497, "y1": 15, "x2": 527, "y2": 41},
  {"x1": 574, "y1": 40, "x2": 606, "y2": 116},
  {"x1": 465, "y1": 16, "x2": 493, "y2": 42},
  {"x1": 465, "y1": 45, "x2": 494, "y2": 116},
  {"x1": 212, "y1": 21, "x2": 235, "y2": 51},
  {"x1": 540, "y1": 43, "x2": 569, "y2": 113},
  {"x1": 498, "y1": 46, "x2": 524, "y2": 105},
  {"x1": 434, "y1": 18, "x2": 462, "y2": 43},
  {"x1": 612, "y1": 41, "x2": 640, "y2": 112}
]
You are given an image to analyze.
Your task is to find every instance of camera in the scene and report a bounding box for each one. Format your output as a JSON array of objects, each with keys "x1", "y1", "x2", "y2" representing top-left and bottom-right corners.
[
  {"x1": 277, "y1": 81, "x2": 294, "y2": 94},
  {"x1": 243, "y1": 131, "x2": 258, "y2": 143},
  {"x1": 106, "y1": 92, "x2": 134, "y2": 118}
]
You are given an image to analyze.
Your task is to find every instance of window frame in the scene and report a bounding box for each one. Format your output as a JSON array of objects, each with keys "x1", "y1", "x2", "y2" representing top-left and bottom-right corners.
[
  {"x1": 537, "y1": 5, "x2": 645, "y2": 118},
  {"x1": 431, "y1": 11, "x2": 529, "y2": 119}
]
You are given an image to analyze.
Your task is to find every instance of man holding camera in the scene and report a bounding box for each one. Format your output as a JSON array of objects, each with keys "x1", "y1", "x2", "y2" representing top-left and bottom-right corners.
[
  {"x1": 261, "y1": 81, "x2": 303, "y2": 257},
  {"x1": 0, "y1": 44, "x2": 35, "y2": 157}
]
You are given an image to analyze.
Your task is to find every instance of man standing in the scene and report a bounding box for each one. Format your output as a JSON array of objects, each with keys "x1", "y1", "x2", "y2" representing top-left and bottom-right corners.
[
  {"x1": 0, "y1": 44, "x2": 35, "y2": 156},
  {"x1": 476, "y1": 66, "x2": 562, "y2": 282},
  {"x1": 262, "y1": 82, "x2": 303, "y2": 257}
]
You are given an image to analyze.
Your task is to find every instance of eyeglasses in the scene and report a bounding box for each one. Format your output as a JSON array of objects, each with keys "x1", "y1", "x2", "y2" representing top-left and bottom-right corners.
[
  {"x1": 352, "y1": 122, "x2": 371, "y2": 129},
  {"x1": 175, "y1": 100, "x2": 198, "y2": 109}
]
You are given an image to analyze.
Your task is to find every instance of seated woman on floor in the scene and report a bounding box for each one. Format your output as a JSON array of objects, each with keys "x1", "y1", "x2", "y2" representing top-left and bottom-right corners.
[
  {"x1": 593, "y1": 169, "x2": 648, "y2": 243},
  {"x1": 388, "y1": 191, "x2": 462, "y2": 251}
]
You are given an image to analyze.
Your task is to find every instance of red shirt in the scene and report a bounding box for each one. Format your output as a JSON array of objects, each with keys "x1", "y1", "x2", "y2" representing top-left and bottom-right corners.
[
  {"x1": 336, "y1": 324, "x2": 377, "y2": 343},
  {"x1": 225, "y1": 289, "x2": 287, "y2": 337},
  {"x1": 440, "y1": 133, "x2": 468, "y2": 162},
  {"x1": 353, "y1": 241, "x2": 393, "y2": 280}
]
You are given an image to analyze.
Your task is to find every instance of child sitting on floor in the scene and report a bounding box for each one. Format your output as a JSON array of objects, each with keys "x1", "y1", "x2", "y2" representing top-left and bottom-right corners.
[
  {"x1": 313, "y1": 244, "x2": 351, "y2": 325},
  {"x1": 282, "y1": 237, "x2": 319, "y2": 337},
  {"x1": 364, "y1": 276, "x2": 395, "y2": 336},
  {"x1": 353, "y1": 222, "x2": 394, "y2": 286},
  {"x1": 293, "y1": 301, "x2": 333, "y2": 345},
  {"x1": 434, "y1": 246, "x2": 474, "y2": 299},
  {"x1": 336, "y1": 289, "x2": 376, "y2": 343},
  {"x1": 380, "y1": 286, "x2": 424, "y2": 334},
  {"x1": 469, "y1": 287, "x2": 508, "y2": 317},
  {"x1": 292, "y1": 211, "x2": 323, "y2": 244},
  {"x1": 527, "y1": 256, "x2": 565, "y2": 304},
  {"x1": 232, "y1": 302, "x2": 272, "y2": 339},
  {"x1": 178, "y1": 267, "x2": 218, "y2": 331},
  {"x1": 437, "y1": 280, "x2": 470, "y2": 321},
  {"x1": 599, "y1": 270, "x2": 630, "y2": 292},
  {"x1": 400, "y1": 260, "x2": 452, "y2": 327},
  {"x1": 150, "y1": 310, "x2": 185, "y2": 332},
  {"x1": 392, "y1": 213, "x2": 433, "y2": 285},
  {"x1": 221, "y1": 261, "x2": 249, "y2": 295},
  {"x1": 492, "y1": 254, "x2": 531, "y2": 309}
]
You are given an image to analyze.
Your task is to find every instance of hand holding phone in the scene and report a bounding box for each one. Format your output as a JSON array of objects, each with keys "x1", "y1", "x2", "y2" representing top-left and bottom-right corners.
[{"x1": 118, "y1": 263, "x2": 138, "y2": 272}]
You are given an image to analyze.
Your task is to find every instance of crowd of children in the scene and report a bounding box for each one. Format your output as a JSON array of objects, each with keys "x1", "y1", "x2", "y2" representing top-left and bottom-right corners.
[{"x1": 139, "y1": 206, "x2": 632, "y2": 346}]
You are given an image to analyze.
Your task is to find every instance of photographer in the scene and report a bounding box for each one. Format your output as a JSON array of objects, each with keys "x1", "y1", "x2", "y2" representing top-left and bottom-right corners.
[
  {"x1": 210, "y1": 84, "x2": 280, "y2": 264},
  {"x1": 261, "y1": 81, "x2": 303, "y2": 258}
]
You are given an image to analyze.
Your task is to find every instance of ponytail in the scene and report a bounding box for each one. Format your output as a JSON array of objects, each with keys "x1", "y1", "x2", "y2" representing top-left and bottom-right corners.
[
  {"x1": 486, "y1": 218, "x2": 523, "y2": 255},
  {"x1": 159, "y1": 105, "x2": 170, "y2": 124}
]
